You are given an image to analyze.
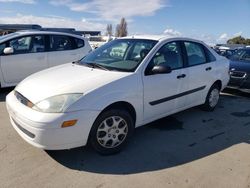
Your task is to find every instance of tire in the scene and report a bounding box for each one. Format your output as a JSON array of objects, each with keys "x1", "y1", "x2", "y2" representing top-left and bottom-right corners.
[
  {"x1": 201, "y1": 84, "x2": 220, "y2": 111},
  {"x1": 89, "y1": 109, "x2": 134, "y2": 155}
]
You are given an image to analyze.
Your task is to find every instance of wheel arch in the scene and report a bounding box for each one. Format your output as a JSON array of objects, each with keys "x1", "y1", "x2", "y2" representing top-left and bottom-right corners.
[
  {"x1": 99, "y1": 101, "x2": 137, "y2": 124},
  {"x1": 212, "y1": 80, "x2": 222, "y2": 91}
]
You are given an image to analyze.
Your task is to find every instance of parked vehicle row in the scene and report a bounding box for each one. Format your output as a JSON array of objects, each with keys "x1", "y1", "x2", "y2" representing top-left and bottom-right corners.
[
  {"x1": 212, "y1": 45, "x2": 250, "y2": 93},
  {"x1": 6, "y1": 35, "x2": 230, "y2": 154},
  {"x1": 0, "y1": 31, "x2": 92, "y2": 88}
]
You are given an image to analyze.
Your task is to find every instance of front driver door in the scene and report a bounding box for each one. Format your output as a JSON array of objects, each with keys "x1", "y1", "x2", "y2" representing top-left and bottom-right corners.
[
  {"x1": 143, "y1": 41, "x2": 188, "y2": 122},
  {"x1": 0, "y1": 35, "x2": 47, "y2": 84}
]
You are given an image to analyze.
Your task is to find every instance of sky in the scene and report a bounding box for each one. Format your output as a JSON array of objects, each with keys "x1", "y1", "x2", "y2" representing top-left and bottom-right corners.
[{"x1": 0, "y1": 0, "x2": 249, "y2": 45}]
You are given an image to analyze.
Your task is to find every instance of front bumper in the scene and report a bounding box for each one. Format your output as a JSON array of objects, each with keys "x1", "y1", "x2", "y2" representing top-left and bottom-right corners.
[
  {"x1": 6, "y1": 91, "x2": 100, "y2": 150},
  {"x1": 227, "y1": 71, "x2": 250, "y2": 92}
]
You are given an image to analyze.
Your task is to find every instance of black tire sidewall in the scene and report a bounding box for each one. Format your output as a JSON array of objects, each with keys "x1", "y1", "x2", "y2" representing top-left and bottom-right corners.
[
  {"x1": 89, "y1": 109, "x2": 134, "y2": 155},
  {"x1": 202, "y1": 84, "x2": 220, "y2": 111}
]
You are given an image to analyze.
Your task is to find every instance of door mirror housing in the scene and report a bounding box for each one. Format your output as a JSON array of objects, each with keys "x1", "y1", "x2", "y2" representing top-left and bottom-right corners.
[
  {"x1": 151, "y1": 64, "x2": 172, "y2": 75},
  {"x1": 3, "y1": 47, "x2": 14, "y2": 55}
]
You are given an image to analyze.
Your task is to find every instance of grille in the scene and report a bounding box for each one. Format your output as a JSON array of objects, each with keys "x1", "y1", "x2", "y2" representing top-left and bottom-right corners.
[
  {"x1": 14, "y1": 91, "x2": 34, "y2": 108},
  {"x1": 230, "y1": 71, "x2": 246, "y2": 78},
  {"x1": 12, "y1": 118, "x2": 35, "y2": 138}
]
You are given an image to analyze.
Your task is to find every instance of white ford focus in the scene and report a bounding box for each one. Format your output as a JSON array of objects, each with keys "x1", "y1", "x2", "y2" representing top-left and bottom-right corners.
[{"x1": 6, "y1": 36, "x2": 229, "y2": 154}]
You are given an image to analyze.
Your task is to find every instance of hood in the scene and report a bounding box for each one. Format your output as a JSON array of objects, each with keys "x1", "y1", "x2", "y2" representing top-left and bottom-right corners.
[
  {"x1": 229, "y1": 59, "x2": 250, "y2": 72},
  {"x1": 16, "y1": 63, "x2": 131, "y2": 103}
]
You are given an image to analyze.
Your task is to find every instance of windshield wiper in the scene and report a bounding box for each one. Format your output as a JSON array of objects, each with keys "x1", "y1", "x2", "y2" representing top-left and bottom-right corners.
[
  {"x1": 86, "y1": 62, "x2": 110, "y2": 71},
  {"x1": 72, "y1": 60, "x2": 81, "y2": 64}
]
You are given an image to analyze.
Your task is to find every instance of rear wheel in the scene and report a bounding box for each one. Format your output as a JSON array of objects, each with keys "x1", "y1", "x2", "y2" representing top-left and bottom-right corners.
[
  {"x1": 89, "y1": 109, "x2": 134, "y2": 155},
  {"x1": 201, "y1": 84, "x2": 220, "y2": 111}
]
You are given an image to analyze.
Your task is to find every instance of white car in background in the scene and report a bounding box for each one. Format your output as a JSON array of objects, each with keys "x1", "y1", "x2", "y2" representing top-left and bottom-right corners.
[
  {"x1": 88, "y1": 35, "x2": 115, "y2": 49},
  {"x1": 6, "y1": 36, "x2": 229, "y2": 154},
  {"x1": 0, "y1": 31, "x2": 92, "y2": 88}
]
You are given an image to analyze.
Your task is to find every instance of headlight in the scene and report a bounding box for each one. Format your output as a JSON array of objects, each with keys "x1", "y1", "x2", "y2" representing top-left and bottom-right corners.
[{"x1": 32, "y1": 94, "x2": 83, "y2": 113}]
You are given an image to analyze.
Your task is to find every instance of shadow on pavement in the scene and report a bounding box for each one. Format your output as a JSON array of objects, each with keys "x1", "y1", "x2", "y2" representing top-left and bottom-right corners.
[
  {"x1": 223, "y1": 88, "x2": 250, "y2": 99},
  {"x1": 0, "y1": 87, "x2": 14, "y2": 102},
  {"x1": 46, "y1": 94, "x2": 250, "y2": 175}
]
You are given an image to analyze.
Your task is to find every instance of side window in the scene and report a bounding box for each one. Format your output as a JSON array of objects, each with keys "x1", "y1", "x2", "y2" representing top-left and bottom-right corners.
[
  {"x1": 50, "y1": 35, "x2": 73, "y2": 51},
  {"x1": 31, "y1": 35, "x2": 45, "y2": 53},
  {"x1": 184, "y1": 42, "x2": 206, "y2": 66},
  {"x1": 146, "y1": 41, "x2": 183, "y2": 72},
  {"x1": 241, "y1": 50, "x2": 250, "y2": 61},
  {"x1": 9, "y1": 36, "x2": 32, "y2": 54},
  {"x1": 74, "y1": 38, "x2": 85, "y2": 48}
]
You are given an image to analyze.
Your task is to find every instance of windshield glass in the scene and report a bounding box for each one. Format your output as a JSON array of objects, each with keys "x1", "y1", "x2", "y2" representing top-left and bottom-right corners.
[
  {"x1": 79, "y1": 39, "x2": 158, "y2": 72},
  {"x1": 231, "y1": 49, "x2": 250, "y2": 62}
]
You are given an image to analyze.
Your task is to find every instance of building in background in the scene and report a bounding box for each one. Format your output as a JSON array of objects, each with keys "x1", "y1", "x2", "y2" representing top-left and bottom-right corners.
[{"x1": 0, "y1": 24, "x2": 101, "y2": 36}]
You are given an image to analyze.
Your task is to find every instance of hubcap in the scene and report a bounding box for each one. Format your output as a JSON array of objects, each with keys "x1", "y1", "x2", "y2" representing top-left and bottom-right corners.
[
  {"x1": 97, "y1": 116, "x2": 128, "y2": 148},
  {"x1": 209, "y1": 88, "x2": 219, "y2": 108}
]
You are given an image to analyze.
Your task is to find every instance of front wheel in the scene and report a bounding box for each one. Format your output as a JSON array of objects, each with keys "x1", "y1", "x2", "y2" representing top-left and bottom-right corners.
[
  {"x1": 201, "y1": 84, "x2": 220, "y2": 111},
  {"x1": 89, "y1": 109, "x2": 134, "y2": 155}
]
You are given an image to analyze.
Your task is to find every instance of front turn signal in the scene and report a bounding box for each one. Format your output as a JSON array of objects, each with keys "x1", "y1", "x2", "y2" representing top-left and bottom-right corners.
[{"x1": 61, "y1": 120, "x2": 78, "y2": 128}]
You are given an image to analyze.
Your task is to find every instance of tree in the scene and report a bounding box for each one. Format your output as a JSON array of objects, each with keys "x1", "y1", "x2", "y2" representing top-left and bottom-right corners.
[
  {"x1": 115, "y1": 17, "x2": 128, "y2": 37},
  {"x1": 246, "y1": 39, "x2": 250, "y2": 45},
  {"x1": 106, "y1": 24, "x2": 113, "y2": 36},
  {"x1": 227, "y1": 36, "x2": 250, "y2": 45}
]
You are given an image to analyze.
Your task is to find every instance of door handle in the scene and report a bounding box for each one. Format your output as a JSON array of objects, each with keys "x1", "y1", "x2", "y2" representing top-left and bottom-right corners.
[
  {"x1": 177, "y1": 74, "x2": 186, "y2": 79},
  {"x1": 205, "y1": 67, "x2": 212, "y2": 71}
]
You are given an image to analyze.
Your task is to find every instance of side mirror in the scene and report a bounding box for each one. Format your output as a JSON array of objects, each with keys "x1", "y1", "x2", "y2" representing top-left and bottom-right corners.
[
  {"x1": 3, "y1": 47, "x2": 14, "y2": 55},
  {"x1": 151, "y1": 64, "x2": 172, "y2": 74}
]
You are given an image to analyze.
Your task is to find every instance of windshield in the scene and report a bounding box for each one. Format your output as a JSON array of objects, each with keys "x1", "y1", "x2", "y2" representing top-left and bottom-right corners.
[
  {"x1": 231, "y1": 49, "x2": 250, "y2": 62},
  {"x1": 79, "y1": 39, "x2": 158, "y2": 72}
]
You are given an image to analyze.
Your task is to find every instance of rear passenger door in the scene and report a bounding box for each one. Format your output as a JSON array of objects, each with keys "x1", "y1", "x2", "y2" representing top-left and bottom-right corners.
[
  {"x1": 47, "y1": 35, "x2": 80, "y2": 67},
  {"x1": 183, "y1": 41, "x2": 216, "y2": 106}
]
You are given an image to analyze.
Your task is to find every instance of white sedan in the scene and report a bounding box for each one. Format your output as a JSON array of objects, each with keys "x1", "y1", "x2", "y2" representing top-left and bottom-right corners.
[{"x1": 6, "y1": 36, "x2": 229, "y2": 154}]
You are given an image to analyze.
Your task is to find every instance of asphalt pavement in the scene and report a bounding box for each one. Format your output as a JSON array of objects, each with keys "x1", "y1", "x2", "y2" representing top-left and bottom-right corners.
[{"x1": 0, "y1": 87, "x2": 250, "y2": 188}]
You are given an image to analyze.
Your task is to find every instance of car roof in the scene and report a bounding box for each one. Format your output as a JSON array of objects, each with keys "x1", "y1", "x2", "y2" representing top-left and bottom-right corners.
[
  {"x1": 122, "y1": 35, "x2": 169, "y2": 41},
  {"x1": 122, "y1": 35, "x2": 204, "y2": 43},
  {"x1": 0, "y1": 30, "x2": 85, "y2": 43},
  {"x1": 15, "y1": 30, "x2": 83, "y2": 37}
]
